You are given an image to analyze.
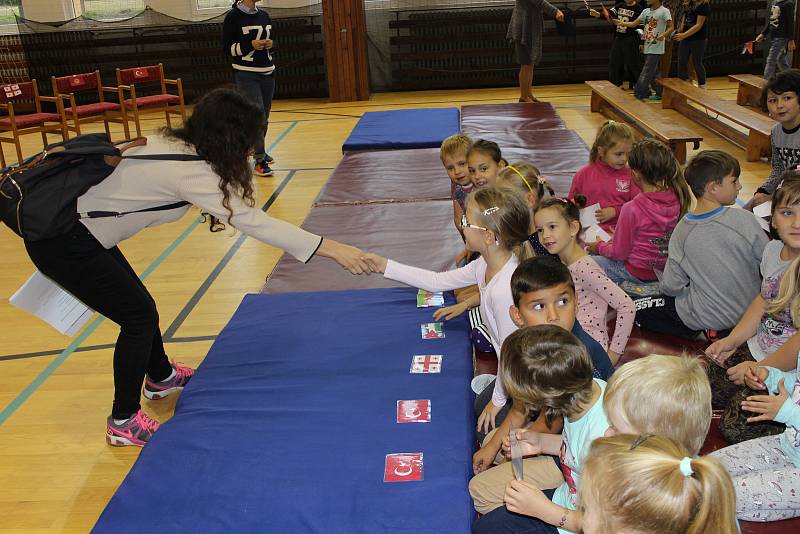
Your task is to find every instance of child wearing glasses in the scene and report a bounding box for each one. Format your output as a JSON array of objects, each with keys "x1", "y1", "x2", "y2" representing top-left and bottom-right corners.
[
  {"x1": 568, "y1": 120, "x2": 639, "y2": 232},
  {"x1": 363, "y1": 186, "x2": 533, "y2": 434}
]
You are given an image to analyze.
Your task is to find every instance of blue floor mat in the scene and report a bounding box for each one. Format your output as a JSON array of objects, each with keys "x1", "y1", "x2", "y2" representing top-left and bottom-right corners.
[
  {"x1": 94, "y1": 288, "x2": 475, "y2": 534},
  {"x1": 342, "y1": 108, "x2": 460, "y2": 152}
]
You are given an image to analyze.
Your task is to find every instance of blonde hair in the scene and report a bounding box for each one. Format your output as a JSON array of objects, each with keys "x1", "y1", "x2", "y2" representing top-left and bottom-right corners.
[
  {"x1": 605, "y1": 354, "x2": 711, "y2": 455},
  {"x1": 590, "y1": 120, "x2": 635, "y2": 163},
  {"x1": 498, "y1": 162, "x2": 554, "y2": 205},
  {"x1": 767, "y1": 180, "x2": 800, "y2": 322},
  {"x1": 440, "y1": 133, "x2": 473, "y2": 161},
  {"x1": 468, "y1": 186, "x2": 533, "y2": 261},
  {"x1": 628, "y1": 138, "x2": 694, "y2": 217},
  {"x1": 581, "y1": 434, "x2": 738, "y2": 534},
  {"x1": 500, "y1": 325, "x2": 595, "y2": 425}
]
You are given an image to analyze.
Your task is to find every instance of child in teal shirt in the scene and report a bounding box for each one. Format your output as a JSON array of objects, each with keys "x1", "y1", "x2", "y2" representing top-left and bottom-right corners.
[{"x1": 618, "y1": 0, "x2": 674, "y2": 100}]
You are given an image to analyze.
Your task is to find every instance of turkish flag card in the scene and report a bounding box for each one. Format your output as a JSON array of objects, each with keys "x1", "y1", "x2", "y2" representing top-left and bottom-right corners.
[
  {"x1": 384, "y1": 452, "x2": 424, "y2": 482},
  {"x1": 410, "y1": 354, "x2": 442, "y2": 374},
  {"x1": 421, "y1": 322, "x2": 444, "y2": 339},
  {"x1": 397, "y1": 399, "x2": 431, "y2": 423}
]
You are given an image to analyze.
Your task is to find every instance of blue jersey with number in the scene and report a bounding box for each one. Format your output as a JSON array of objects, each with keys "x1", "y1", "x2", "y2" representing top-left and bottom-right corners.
[{"x1": 222, "y1": 4, "x2": 275, "y2": 74}]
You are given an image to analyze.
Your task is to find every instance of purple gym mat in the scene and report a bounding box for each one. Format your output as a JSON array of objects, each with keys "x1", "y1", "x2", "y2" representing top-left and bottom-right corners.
[
  {"x1": 263, "y1": 200, "x2": 464, "y2": 294},
  {"x1": 460, "y1": 103, "x2": 566, "y2": 133},
  {"x1": 315, "y1": 148, "x2": 451, "y2": 206}
]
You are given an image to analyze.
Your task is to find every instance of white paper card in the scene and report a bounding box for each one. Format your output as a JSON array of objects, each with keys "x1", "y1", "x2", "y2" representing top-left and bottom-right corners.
[
  {"x1": 583, "y1": 224, "x2": 611, "y2": 243},
  {"x1": 753, "y1": 201, "x2": 772, "y2": 219},
  {"x1": 10, "y1": 271, "x2": 94, "y2": 336},
  {"x1": 579, "y1": 203, "x2": 601, "y2": 229},
  {"x1": 755, "y1": 216, "x2": 770, "y2": 232}
]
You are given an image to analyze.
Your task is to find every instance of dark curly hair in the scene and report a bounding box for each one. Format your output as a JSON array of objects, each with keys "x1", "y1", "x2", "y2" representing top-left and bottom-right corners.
[{"x1": 163, "y1": 87, "x2": 262, "y2": 230}]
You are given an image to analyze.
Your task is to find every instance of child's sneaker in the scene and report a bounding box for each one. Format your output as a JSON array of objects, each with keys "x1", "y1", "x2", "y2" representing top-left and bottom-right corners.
[
  {"x1": 253, "y1": 161, "x2": 273, "y2": 177},
  {"x1": 263, "y1": 154, "x2": 274, "y2": 164},
  {"x1": 106, "y1": 410, "x2": 160, "y2": 447},
  {"x1": 143, "y1": 360, "x2": 195, "y2": 400},
  {"x1": 649, "y1": 95, "x2": 662, "y2": 101}
]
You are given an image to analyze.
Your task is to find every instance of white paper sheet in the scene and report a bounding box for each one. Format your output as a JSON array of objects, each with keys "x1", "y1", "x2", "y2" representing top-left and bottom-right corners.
[
  {"x1": 753, "y1": 201, "x2": 772, "y2": 218},
  {"x1": 579, "y1": 203, "x2": 601, "y2": 230},
  {"x1": 9, "y1": 271, "x2": 94, "y2": 336},
  {"x1": 583, "y1": 224, "x2": 611, "y2": 243}
]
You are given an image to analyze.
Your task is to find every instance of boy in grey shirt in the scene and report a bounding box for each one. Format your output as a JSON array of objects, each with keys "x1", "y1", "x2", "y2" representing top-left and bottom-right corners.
[{"x1": 634, "y1": 150, "x2": 768, "y2": 339}]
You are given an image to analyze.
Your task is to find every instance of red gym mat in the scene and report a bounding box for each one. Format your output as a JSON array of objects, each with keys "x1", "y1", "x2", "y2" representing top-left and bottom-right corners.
[
  {"x1": 314, "y1": 148, "x2": 451, "y2": 206},
  {"x1": 263, "y1": 200, "x2": 463, "y2": 294},
  {"x1": 461, "y1": 103, "x2": 566, "y2": 134}
]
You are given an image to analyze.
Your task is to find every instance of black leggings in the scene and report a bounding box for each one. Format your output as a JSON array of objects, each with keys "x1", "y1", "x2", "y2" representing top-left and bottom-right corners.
[
  {"x1": 25, "y1": 224, "x2": 172, "y2": 419},
  {"x1": 677, "y1": 39, "x2": 707, "y2": 86}
]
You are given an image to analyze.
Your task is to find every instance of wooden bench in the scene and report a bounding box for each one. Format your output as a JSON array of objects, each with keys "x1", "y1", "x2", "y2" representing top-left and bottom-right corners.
[
  {"x1": 659, "y1": 78, "x2": 774, "y2": 161},
  {"x1": 586, "y1": 80, "x2": 702, "y2": 163},
  {"x1": 728, "y1": 73, "x2": 766, "y2": 110}
]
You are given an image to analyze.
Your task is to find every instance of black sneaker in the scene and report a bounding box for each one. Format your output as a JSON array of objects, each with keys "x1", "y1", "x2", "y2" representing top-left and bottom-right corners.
[
  {"x1": 263, "y1": 154, "x2": 274, "y2": 164},
  {"x1": 254, "y1": 161, "x2": 274, "y2": 177}
]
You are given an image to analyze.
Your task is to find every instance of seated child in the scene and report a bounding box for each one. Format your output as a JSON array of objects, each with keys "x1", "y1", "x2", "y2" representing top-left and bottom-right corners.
[
  {"x1": 588, "y1": 138, "x2": 692, "y2": 285},
  {"x1": 534, "y1": 197, "x2": 635, "y2": 364},
  {"x1": 749, "y1": 69, "x2": 800, "y2": 209},
  {"x1": 711, "y1": 348, "x2": 800, "y2": 522},
  {"x1": 468, "y1": 139, "x2": 507, "y2": 189},
  {"x1": 362, "y1": 186, "x2": 532, "y2": 437},
  {"x1": 497, "y1": 161, "x2": 556, "y2": 257},
  {"x1": 636, "y1": 150, "x2": 768, "y2": 340},
  {"x1": 706, "y1": 179, "x2": 800, "y2": 441},
  {"x1": 470, "y1": 352, "x2": 711, "y2": 517},
  {"x1": 440, "y1": 133, "x2": 474, "y2": 237},
  {"x1": 471, "y1": 325, "x2": 609, "y2": 534},
  {"x1": 471, "y1": 257, "x2": 614, "y2": 474},
  {"x1": 582, "y1": 434, "x2": 738, "y2": 534},
  {"x1": 568, "y1": 120, "x2": 640, "y2": 231}
]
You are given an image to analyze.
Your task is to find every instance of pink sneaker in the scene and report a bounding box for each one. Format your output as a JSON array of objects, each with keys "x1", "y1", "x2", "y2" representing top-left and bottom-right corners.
[
  {"x1": 106, "y1": 410, "x2": 160, "y2": 447},
  {"x1": 143, "y1": 360, "x2": 195, "y2": 400}
]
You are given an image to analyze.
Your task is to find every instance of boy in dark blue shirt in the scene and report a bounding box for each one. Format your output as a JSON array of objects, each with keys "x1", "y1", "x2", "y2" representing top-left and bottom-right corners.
[{"x1": 223, "y1": 1, "x2": 276, "y2": 177}]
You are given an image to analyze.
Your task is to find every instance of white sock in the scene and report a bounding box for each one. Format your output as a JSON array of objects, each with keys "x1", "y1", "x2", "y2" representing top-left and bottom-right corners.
[
  {"x1": 154, "y1": 368, "x2": 176, "y2": 383},
  {"x1": 700, "y1": 84, "x2": 707, "y2": 90}
]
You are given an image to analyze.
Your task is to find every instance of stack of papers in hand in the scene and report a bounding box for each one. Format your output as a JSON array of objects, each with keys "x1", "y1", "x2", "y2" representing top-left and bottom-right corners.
[
  {"x1": 752, "y1": 201, "x2": 771, "y2": 232},
  {"x1": 583, "y1": 224, "x2": 611, "y2": 243},
  {"x1": 417, "y1": 290, "x2": 444, "y2": 308}
]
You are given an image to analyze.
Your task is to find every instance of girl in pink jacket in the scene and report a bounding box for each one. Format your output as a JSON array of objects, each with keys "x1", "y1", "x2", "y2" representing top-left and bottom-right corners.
[{"x1": 588, "y1": 139, "x2": 692, "y2": 283}]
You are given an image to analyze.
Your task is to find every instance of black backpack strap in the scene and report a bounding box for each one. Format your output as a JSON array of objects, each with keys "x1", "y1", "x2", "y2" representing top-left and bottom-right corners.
[
  {"x1": 80, "y1": 201, "x2": 191, "y2": 220},
  {"x1": 123, "y1": 154, "x2": 204, "y2": 161}
]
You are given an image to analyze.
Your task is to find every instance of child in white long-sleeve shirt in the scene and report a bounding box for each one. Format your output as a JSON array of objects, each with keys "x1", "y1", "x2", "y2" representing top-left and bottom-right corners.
[{"x1": 364, "y1": 186, "x2": 533, "y2": 434}]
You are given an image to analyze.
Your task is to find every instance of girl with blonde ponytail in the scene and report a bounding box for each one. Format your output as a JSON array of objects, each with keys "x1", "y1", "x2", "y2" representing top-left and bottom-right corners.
[
  {"x1": 581, "y1": 434, "x2": 738, "y2": 534},
  {"x1": 707, "y1": 179, "x2": 800, "y2": 442},
  {"x1": 363, "y1": 186, "x2": 533, "y2": 433}
]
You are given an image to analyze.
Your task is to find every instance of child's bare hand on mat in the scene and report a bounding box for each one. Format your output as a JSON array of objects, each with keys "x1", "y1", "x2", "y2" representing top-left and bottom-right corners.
[
  {"x1": 477, "y1": 402, "x2": 503, "y2": 434},
  {"x1": 504, "y1": 480, "x2": 549, "y2": 517},
  {"x1": 433, "y1": 302, "x2": 468, "y2": 321},
  {"x1": 360, "y1": 252, "x2": 387, "y2": 273},
  {"x1": 472, "y1": 444, "x2": 498, "y2": 475},
  {"x1": 744, "y1": 366, "x2": 769, "y2": 390},
  {"x1": 706, "y1": 337, "x2": 738, "y2": 366},
  {"x1": 742, "y1": 379, "x2": 789, "y2": 422},
  {"x1": 727, "y1": 360, "x2": 758, "y2": 385}
]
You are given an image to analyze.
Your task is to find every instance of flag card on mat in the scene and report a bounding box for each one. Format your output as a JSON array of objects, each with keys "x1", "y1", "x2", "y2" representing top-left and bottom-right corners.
[
  {"x1": 410, "y1": 355, "x2": 442, "y2": 374},
  {"x1": 417, "y1": 290, "x2": 444, "y2": 308},
  {"x1": 397, "y1": 399, "x2": 431, "y2": 423},
  {"x1": 384, "y1": 453, "x2": 424, "y2": 482},
  {"x1": 421, "y1": 322, "x2": 444, "y2": 339}
]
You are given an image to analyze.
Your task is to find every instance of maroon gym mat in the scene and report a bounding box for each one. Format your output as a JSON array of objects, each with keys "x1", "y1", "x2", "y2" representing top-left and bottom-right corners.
[
  {"x1": 263, "y1": 200, "x2": 463, "y2": 293},
  {"x1": 314, "y1": 148, "x2": 451, "y2": 206},
  {"x1": 460, "y1": 103, "x2": 566, "y2": 134},
  {"x1": 478, "y1": 128, "x2": 588, "y2": 151}
]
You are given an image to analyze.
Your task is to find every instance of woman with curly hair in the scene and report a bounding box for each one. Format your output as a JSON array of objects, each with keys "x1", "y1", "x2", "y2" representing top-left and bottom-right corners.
[{"x1": 24, "y1": 88, "x2": 373, "y2": 448}]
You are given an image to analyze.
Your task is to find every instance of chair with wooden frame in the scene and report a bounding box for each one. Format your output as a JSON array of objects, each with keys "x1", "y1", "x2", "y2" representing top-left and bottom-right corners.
[
  {"x1": 51, "y1": 70, "x2": 130, "y2": 141},
  {"x1": 116, "y1": 63, "x2": 186, "y2": 137},
  {"x1": 0, "y1": 80, "x2": 68, "y2": 167}
]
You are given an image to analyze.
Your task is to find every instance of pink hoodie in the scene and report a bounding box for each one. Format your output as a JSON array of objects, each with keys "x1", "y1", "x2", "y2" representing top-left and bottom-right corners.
[
  {"x1": 596, "y1": 190, "x2": 681, "y2": 281},
  {"x1": 568, "y1": 161, "x2": 641, "y2": 231}
]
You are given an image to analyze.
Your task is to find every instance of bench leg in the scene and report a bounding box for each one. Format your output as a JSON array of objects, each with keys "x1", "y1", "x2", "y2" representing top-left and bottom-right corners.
[
  {"x1": 670, "y1": 141, "x2": 687, "y2": 164},
  {"x1": 590, "y1": 91, "x2": 602, "y2": 113},
  {"x1": 746, "y1": 131, "x2": 771, "y2": 162},
  {"x1": 661, "y1": 87, "x2": 685, "y2": 110}
]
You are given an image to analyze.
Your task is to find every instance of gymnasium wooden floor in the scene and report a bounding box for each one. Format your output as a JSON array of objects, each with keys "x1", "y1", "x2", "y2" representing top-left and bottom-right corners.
[{"x1": 0, "y1": 79, "x2": 770, "y2": 532}]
